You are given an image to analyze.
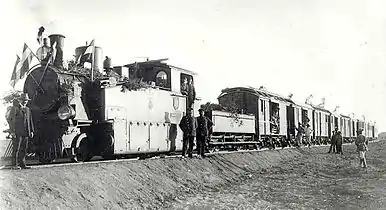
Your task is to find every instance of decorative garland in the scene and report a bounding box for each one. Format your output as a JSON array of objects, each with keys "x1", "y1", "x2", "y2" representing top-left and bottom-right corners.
[
  {"x1": 2, "y1": 90, "x2": 23, "y2": 105},
  {"x1": 120, "y1": 77, "x2": 149, "y2": 92},
  {"x1": 200, "y1": 102, "x2": 242, "y2": 122}
]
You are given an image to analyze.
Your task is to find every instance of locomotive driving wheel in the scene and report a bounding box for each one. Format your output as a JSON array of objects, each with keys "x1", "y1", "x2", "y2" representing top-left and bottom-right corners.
[
  {"x1": 75, "y1": 137, "x2": 93, "y2": 162},
  {"x1": 101, "y1": 135, "x2": 114, "y2": 160}
]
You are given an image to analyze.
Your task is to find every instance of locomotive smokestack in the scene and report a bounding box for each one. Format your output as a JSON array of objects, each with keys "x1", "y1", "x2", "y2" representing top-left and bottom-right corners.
[{"x1": 48, "y1": 34, "x2": 65, "y2": 69}]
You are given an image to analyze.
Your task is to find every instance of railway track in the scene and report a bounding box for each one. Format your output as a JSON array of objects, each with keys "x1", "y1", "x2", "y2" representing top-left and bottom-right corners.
[{"x1": 1, "y1": 141, "x2": 371, "y2": 170}]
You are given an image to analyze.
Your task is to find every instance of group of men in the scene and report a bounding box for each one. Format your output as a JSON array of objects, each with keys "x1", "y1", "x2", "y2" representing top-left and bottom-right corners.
[
  {"x1": 296, "y1": 122, "x2": 369, "y2": 168},
  {"x1": 330, "y1": 128, "x2": 369, "y2": 168},
  {"x1": 327, "y1": 127, "x2": 369, "y2": 168},
  {"x1": 6, "y1": 93, "x2": 34, "y2": 169},
  {"x1": 179, "y1": 108, "x2": 213, "y2": 158},
  {"x1": 295, "y1": 122, "x2": 313, "y2": 147},
  {"x1": 328, "y1": 127, "x2": 344, "y2": 154}
]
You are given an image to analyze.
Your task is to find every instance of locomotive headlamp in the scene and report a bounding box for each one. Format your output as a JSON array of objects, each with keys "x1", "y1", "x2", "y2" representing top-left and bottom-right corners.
[{"x1": 57, "y1": 105, "x2": 76, "y2": 120}]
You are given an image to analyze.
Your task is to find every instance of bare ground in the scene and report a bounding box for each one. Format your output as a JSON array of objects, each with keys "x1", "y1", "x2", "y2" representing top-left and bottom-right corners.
[
  {"x1": 167, "y1": 141, "x2": 386, "y2": 210},
  {"x1": 0, "y1": 140, "x2": 385, "y2": 210}
]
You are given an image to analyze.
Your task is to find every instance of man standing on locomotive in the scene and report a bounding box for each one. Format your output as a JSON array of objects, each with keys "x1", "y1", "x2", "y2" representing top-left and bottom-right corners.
[
  {"x1": 196, "y1": 108, "x2": 213, "y2": 158},
  {"x1": 36, "y1": 38, "x2": 52, "y2": 64},
  {"x1": 179, "y1": 108, "x2": 197, "y2": 158},
  {"x1": 8, "y1": 93, "x2": 34, "y2": 169},
  {"x1": 187, "y1": 78, "x2": 196, "y2": 109}
]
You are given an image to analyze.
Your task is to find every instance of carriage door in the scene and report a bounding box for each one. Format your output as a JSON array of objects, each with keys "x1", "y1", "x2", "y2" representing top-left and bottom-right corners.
[
  {"x1": 269, "y1": 101, "x2": 280, "y2": 134},
  {"x1": 258, "y1": 99, "x2": 268, "y2": 135},
  {"x1": 327, "y1": 115, "x2": 331, "y2": 138},
  {"x1": 352, "y1": 121, "x2": 356, "y2": 137},
  {"x1": 312, "y1": 110, "x2": 316, "y2": 138},
  {"x1": 286, "y1": 106, "x2": 295, "y2": 138}
]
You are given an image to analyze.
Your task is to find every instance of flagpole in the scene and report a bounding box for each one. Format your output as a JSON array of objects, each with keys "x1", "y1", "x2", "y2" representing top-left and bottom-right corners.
[{"x1": 26, "y1": 44, "x2": 41, "y2": 62}]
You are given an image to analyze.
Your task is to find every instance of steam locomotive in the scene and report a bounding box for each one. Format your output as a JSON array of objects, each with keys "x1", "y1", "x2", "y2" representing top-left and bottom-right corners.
[{"x1": 18, "y1": 33, "x2": 377, "y2": 163}]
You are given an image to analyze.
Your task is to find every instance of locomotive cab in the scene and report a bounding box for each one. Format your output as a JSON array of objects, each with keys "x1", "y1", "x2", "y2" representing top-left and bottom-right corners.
[{"x1": 76, "y1": 59, "x2": 200, "y2": 160}]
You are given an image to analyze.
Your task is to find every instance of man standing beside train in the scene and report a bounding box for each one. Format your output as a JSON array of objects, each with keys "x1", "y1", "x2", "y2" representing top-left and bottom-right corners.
[
  {"x1": 304, "y1": 124, "x2": 313, "y2": 147},
  {"x1": 196, "y1": 108, "x2": 213, "y2": 158},
  {"x1": 355, "y1": 129, "x2": 368, "y2": 168},
  {"x1": 295, "y1": 122, "x2": 304, "y2": 147},
  {"x1": 328, "y1": 127, "x2": 339, "y2": 153},
  {"x1": 335, "y1": 131, "x2": 343, "y2": 155},
  {"x1": 9, "y1": 93, "x2": 34, "y2": 169},
  {"x1": 179, "y1": 108, "x2": 197, "y2": 158}
]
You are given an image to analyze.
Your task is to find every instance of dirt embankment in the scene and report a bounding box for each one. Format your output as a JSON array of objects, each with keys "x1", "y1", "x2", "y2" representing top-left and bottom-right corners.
[
  {"x1": 0, "y1": 147, "x2": 304, "y2": 209},
  {"x1": 1, "y1": 141, "x2": 385, "y2": 210}
]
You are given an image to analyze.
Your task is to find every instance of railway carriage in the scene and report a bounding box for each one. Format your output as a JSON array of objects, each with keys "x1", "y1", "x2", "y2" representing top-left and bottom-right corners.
[
  {"x1": 340, "y1": 114, "x2": 352, "y2": 143},
  {"x1": 291, "y1": 100, "x2": 314, "y2": 143},
  {"x1": 311, "y1": 106, "x2": 331, "y2": 144},
  {"x1": 205, "y1": 110, "x2": 258, "y2": 151},
  {"x1": 217, "y1": 87, "x2": 294, "y2": 147},
  {"x1": 217, "y1": 87, "x2": 314, "y2": 147}
]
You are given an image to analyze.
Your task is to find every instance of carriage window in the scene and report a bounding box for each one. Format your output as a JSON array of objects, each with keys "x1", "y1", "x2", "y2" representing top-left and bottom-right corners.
[
  {"x1": 180, "y1": 73, "x2": 194, "y2": 95},
  {"x1": 156, "y1": 71, "x2": 168, "y2": 87},
  {"x1": 260, "y1": 100, "x2": 264, "y2": 112}
]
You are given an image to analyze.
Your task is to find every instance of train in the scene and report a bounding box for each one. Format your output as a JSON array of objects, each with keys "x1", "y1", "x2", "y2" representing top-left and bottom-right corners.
[
  {"x1": 205, "y1": 87, "x2": 377, "y2": 151},
  {"x1": 3, "y1": 33, "x2": 378, "y2": 163}
]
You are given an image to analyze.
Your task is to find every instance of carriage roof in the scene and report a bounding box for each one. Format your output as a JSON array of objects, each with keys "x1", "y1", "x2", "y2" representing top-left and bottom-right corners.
[
  {"x1": 123, "y1": 59, "x2": 197, "y2": 76},
  {"x1": 219, "y1": 86, "x2": 293, "y2": 104}
]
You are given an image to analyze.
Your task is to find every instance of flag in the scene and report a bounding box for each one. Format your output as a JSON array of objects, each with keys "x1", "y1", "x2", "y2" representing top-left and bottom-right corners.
[
  {"x1": 9, "y1": 55, "x2": 21, "y2": 87},
  {"x1": 76, "y1": 39, "x2": 95, "y2": 64},
  {"x1": 19, "y1": 43, "x2": 34, "y2": 79}
]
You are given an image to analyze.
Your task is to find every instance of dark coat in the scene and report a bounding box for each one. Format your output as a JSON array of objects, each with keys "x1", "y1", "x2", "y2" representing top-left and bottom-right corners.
[
  {"x1": 335, "y1": 133, "x2": 343, "y2": 145},
  {"x1": 196, "y1": 115, "x2": 213, "y2": 137},
  {"x1": 9, "y1": 104, "x2": 34, "y2": 137},
  {"x1": 179, "y1": 115, "x2": 197, "y2": 137},
  {"x1": 355, "y1": 134, "x2": 368, "y2": 151},
  {"x1": 187, "y1": 84, "x2": 196, "y2": 101},
  {"x1": 331, "y1": 132, "x2": 339, "y2": 145}
]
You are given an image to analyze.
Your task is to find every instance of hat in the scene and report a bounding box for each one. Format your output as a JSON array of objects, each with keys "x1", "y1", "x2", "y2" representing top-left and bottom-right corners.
[
  {"x1": 21, "y1": 93, "x2": 31, "y2": 101},
  {"x1": 198, "y1": 108, "x2": 204, "y2": 112}
]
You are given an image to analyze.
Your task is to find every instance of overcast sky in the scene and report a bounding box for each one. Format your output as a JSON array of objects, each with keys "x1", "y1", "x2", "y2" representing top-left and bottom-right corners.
[{"x1": 0, "y1": 0, "x2": 385, "y2": 134}]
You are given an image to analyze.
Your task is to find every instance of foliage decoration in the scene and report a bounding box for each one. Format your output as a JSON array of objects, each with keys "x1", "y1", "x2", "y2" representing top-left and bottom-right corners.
[
  {"x1": 2, "y1": 90, "x2": 23, "y2": 105},
  {"x1": 120, "y1": 77, "x2": 149, "y2": 92},
  {"x1": 201, "y1": 100, "x2": 242, "y2": 123},
  {"x1": 66, "y1": 59, "x2": 104, "y2": 81}
]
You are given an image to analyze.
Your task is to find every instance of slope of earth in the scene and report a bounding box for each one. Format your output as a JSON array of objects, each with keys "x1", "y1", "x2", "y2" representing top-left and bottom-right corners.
[
  {"x1": 0, "y1": 141, "x2": 385, "y2": 209},
  {"x1": 0, "y1": 147, "x2": 302, "y2": 209},
  {"x1": 168, "y1": 141, "x2": 386, "y2": 210}
]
